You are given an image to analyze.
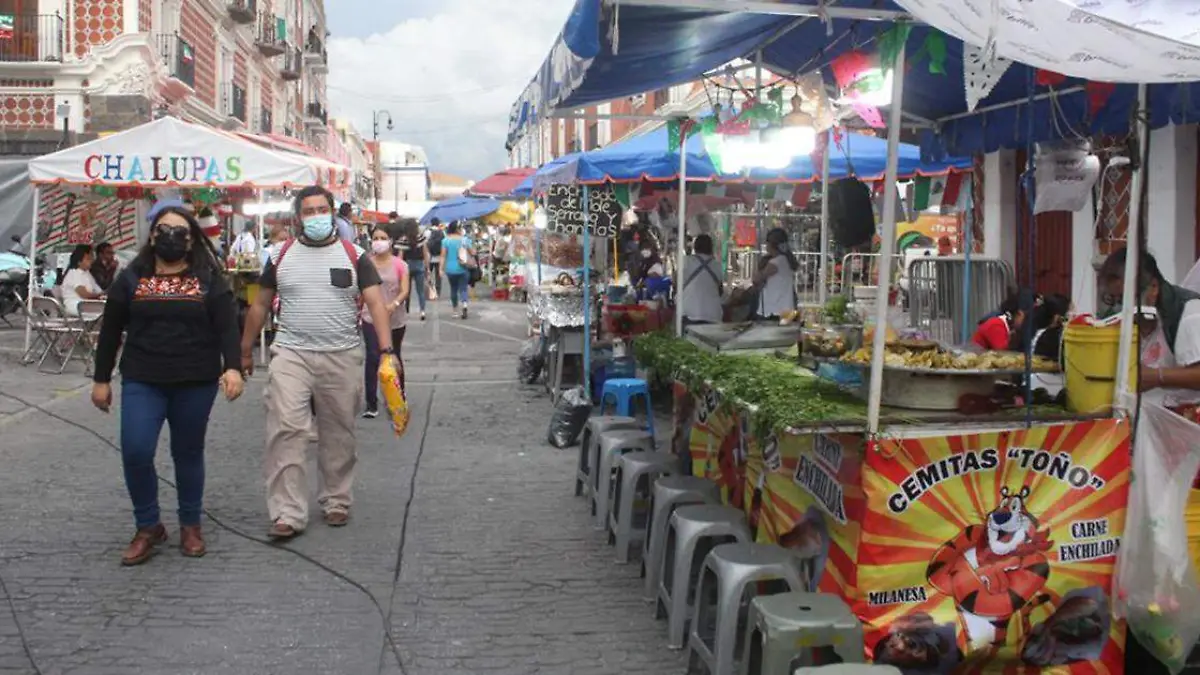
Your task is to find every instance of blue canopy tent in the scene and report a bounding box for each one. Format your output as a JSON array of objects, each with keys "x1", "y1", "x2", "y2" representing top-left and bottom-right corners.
[
  {"x1": 419, "y1": 196, "x2": 500, "y2": 225},
  {"x1": 509, "y1": 0, "x2": 1200, "y2": 160},
  {"x1": 528, "y1": 123, "x2": 971, "y2": 186}
]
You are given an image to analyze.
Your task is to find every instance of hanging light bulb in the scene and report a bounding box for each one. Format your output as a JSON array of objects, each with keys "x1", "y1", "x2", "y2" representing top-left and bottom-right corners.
[{"x1": 532, "y1": 207, "x2": 548, "y2": 230}]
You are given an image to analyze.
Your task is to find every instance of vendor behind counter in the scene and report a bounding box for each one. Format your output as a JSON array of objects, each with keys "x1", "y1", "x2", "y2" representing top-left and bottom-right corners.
[{"x1": 1100, "y1": 248, "x2": 1200, "y2": 398}]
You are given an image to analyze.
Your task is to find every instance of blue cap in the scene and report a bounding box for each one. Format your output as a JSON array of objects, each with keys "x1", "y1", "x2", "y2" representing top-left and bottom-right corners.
[{"x1": 146, "y1": 198, "x2": 188, "y2": 225}]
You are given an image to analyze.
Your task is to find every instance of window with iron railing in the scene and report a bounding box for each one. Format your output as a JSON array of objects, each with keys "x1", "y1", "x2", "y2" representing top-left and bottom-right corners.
[
  {"x1": 221, "y1": 83, "x2": 247, "y2": 122},
  {"x1": 154, "y1": 33, "x2": 195, "y2": 88},
  {"x1": 306, "y1": 101, "x2": 327, "y2": 125},
  {"x1": 0, "y1": 13, "x2": 64, "y2": 63},
  {"x1": 260, "y1": 108, "x2": 273, "y2": 134}
]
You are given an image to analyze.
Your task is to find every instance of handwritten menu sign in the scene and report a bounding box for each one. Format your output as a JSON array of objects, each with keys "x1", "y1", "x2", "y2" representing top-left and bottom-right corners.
[{"x1": 545, "y1": 184, "x2": 623, "y2": 238}]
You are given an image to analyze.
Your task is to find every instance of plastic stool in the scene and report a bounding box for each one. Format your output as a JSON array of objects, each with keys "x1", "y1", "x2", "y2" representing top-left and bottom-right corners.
[
  {"x1": 591, "y1": 429, "x2": 655, "y2": 529},
  {"x1": 607, "y1": 451, "x2": 680, "y2": 563},
  {"x1": 742, "y1": 593, "x2": 865, "y2": 675},
  {"x1": 599, "y1": 378, "x2": 655, "y2": 439},
  {"x1": 656, "y1": 504, "x2": 753, "y2": 650},
  {"x1": 642, "y1": 475, "x2": 721, "y2": 602},
  {"x1": 576, "y1": 415, "x2": 639, "y2": 498},
  {"x1": 688, "y1": 543, "x2": 808, "y2": 675}
]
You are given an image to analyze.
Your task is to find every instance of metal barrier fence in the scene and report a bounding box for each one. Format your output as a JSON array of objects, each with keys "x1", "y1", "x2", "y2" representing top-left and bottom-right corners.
[
  {"x1": 906, "y1": 257, "x2": 1014, "y2": 344},
  {"x1": 840, "y1": 253, "x2": 905, "y2": 298}
]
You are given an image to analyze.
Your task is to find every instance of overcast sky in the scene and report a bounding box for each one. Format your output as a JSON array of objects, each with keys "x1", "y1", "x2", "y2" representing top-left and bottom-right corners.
[{"x1": 325, "y1": 0, "x2": 573, "y2": 181}]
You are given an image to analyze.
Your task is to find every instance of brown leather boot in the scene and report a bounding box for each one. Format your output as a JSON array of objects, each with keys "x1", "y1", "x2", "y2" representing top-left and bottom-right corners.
[
  {"x1": 179, "y1": 525, "x2": 206, "y2": 558},
  {"x1": 121, "y1": 523, "x2": 167, "y2": 566}
]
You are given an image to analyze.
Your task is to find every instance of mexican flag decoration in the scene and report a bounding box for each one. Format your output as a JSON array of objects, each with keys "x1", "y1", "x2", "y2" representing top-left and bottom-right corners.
[
  {"x1": 0, "y1": 15, "x2": 14, "y2": 41},
  {"x1": 912, "y1": 173, "x2": 964, "y2": 212}
]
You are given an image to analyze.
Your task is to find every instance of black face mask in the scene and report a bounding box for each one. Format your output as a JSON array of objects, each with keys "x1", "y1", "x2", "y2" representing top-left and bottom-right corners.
[{"x1": 153, "y1": 229, "x2": 189, "y2": 263}]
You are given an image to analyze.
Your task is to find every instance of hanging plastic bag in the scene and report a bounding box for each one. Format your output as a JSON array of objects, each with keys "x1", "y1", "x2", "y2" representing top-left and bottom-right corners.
[
  {"x1": 378, "y1": 356, "x2": 410, "y2": 437},
  {"x1": 1114, "y1": 394, "x2": 1200, "y2": 673},
  {"x1": 517, "y1": 337, "x2": 546, "y2": 384},
  {"x1": 547, "y1": 386, "x2": 591, "y2": 449}
]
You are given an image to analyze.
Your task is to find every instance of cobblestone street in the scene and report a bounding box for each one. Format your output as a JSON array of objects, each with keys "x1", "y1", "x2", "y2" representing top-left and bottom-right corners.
[{"x1": 0, "y1": 301, "x2": 685, "y2": 675}]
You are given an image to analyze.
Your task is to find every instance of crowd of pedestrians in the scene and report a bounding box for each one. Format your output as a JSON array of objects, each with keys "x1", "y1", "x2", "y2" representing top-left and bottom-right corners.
[{"x1": 88, "y1": 185, "x2": 478, "y2": 563}]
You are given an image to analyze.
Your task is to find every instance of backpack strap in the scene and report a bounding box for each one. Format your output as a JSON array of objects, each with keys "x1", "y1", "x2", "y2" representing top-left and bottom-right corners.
[
  {"x1": 275, "y1": 238, "x2": 297, "y2": 267},
  {"x1": 339, "y1": 238, "x2": 359, "y2": 266}
]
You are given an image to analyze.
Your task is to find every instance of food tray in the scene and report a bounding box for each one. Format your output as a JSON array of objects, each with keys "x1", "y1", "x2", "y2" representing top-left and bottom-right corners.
[{"x1": 817, "y1": 358, "x2": 1056, "y2": 377}]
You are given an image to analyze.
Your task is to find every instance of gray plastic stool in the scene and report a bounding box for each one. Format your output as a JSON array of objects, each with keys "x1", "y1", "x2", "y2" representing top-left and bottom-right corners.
[
  {"x1": 688, "y1": 543, "x2": 808, "y2": 675},
  {"x1": 742, "y1": 592, "x2": 865, "y2": 675},
  {"x1": 576, "y1": 415, "x2": 639, "y2": 497},
  {"x1": 591, "y1": 429, "x2": 655, "y2": 529},
  {"x1": 656, "y1": 504, "x2": 753, "y2": 650},
  {"x1": 606, "y1": 451, "x2": 680, "y2": 563},
  {"x1": 642, "y1": 475, "x2": 720, "y2": 602}
]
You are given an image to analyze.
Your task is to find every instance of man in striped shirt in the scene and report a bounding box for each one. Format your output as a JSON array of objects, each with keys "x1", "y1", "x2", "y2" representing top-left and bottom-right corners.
[{"x1": 240, "y1": 185, "x2": 397, "y2": 540}]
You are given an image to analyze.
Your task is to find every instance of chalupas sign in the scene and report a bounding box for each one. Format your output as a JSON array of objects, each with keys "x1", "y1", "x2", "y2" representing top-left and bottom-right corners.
[{"x1": 83, "y1": 154, "x2": 244, "y2": 184}]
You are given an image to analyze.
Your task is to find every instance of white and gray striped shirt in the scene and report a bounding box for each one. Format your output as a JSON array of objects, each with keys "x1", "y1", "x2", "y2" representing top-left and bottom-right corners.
[{"x1": 260, "y1": 239, "x2": 381, "y2": 351}]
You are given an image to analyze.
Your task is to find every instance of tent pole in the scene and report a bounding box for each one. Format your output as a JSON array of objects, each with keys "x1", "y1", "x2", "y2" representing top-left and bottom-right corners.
[
  {"x1": 258, "y1": 194, "x2": 267, "y2": 367},
  {"x1": 866, "y1": 28, "x2": 908, "y2": 436},
  {"x1": 1114, "y1": 83, "x2": 1149, "y2": 411},
  {"x1": 754, "y1": 50, "x2": 763, "y2": 100},
  {"x1": 675, "y1": 131, "x2": 689, "y2": 337},
  {"x1": 23, "y1": 189, "x2": 40, "y2": 354},
  {"x1": 818, "y1": 127, "x2": 832, "y2": 308},
  {"x1": 582, "y1": 186, "x2": 591, "y2": 398}
]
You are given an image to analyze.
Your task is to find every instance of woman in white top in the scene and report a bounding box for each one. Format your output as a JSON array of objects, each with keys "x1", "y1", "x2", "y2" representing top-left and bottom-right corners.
[
  {"x1": 681, "y1": 234, "x2": 723, "y2": 326},
  {"x1": 58, "y1": 244, "x2": 104, "y2": 315},
  {"x1": 752, "y1": 228, "x2": 798, "y2": 320}
]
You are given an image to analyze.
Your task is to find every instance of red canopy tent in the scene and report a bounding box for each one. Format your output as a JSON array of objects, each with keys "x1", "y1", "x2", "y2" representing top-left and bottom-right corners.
[{"x1": 466, "y1": 167, "x2": 536, "y2": 197}]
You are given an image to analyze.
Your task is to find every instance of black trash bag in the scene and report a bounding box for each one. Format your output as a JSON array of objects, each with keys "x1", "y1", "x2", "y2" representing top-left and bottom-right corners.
[
  {"x1": 517, "y1": 337, "x2": 546, "y2": 384},
  {"x1": 547, "y1": 386, "x2": 591, "y2": 448}
]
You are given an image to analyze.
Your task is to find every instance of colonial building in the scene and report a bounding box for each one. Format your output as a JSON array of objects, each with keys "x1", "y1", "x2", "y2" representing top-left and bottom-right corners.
[{"x1": 0, "y1": 0, "x2": 330, "y2": 156}]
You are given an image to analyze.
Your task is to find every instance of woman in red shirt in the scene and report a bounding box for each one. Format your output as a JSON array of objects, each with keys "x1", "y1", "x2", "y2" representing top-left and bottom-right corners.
[{"x1": 972, "y1": 291, "x2": 1031, "y2": 351}]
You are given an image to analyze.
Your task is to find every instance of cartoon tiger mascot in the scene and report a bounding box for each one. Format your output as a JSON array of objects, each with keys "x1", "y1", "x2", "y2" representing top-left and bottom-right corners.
[{"x1": 926, "y1": 486, "x2": 1054, "y2": 650}]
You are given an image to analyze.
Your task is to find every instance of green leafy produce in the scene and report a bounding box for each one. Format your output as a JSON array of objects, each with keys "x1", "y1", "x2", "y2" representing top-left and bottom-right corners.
[
  {"x1": 633, "y1": 332, "x2": 866, "y2": 435},
  {"x1": 823, "y1": 295, "x2": 851, "y2": 326}
]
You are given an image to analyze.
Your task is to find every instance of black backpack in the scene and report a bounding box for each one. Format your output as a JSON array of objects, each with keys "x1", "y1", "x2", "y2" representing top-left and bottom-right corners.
[{"x1": 427, "y1": 230, "x2": 444, "y2": 256}]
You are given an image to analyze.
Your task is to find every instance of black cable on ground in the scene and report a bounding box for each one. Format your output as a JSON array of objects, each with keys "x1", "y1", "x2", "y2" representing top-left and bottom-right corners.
[
  {"x1": 378, "y1": 385, "x2": 436, "y2": 674},
  {"x1": 0, "y1": 389, "x2": 437, "y2": 675},
  {"x1": 0, "y1": 561, "x2": 42, "y2": 675}
]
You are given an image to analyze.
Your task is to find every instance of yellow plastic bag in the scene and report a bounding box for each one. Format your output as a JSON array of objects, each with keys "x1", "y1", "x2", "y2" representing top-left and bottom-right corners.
[{"x1": 378, "y1": 356, "x2": 410, "y2": 437}]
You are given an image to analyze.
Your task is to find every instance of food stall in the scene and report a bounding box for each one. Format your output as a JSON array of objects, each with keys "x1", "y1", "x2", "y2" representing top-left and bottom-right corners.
[{"x1": 23, "y1": 116, "x2": 352, "y2": 358}]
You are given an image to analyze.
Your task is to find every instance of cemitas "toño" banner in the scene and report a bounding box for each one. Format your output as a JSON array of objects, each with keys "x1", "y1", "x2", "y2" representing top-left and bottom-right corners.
[{"x1": 860, "y1": 420, "x2": 1131, "y2": 674}]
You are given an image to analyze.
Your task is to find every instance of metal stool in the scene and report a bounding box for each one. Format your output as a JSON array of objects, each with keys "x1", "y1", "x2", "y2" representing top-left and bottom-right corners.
[
  {"x1": 607, "y1": 451, "x2": 680, "y2": 563},
  {"x1": 742, "y1": 593, "x2": 865, "y2": 675},
  {"x1": 643, "y1": 475, "x2": 720, "y2": 602},
  {"x1": 591, "y1": 429, "x2": 655, "y2": 529},
  {"x1": 576, "y1": 415, "x2": 639, "y2": 498},
  {"x1": 688, "y1": 543, "x2": 808, "y2": 675},
  {"x1": 657, "y1": 504, "x2": 753, "y2": 650}
]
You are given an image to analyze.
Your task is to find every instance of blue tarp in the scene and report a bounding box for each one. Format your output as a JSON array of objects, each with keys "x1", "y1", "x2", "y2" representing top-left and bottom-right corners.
[
  {"x1": 419, "y1": 196, "x2": 500, "y2": 225},
  {"x1": 510, "y1": 0, "x2": 1200, "y2": 158},
  {"x1": 522, "y1": 125, "x2": 971, "y2": 190}
]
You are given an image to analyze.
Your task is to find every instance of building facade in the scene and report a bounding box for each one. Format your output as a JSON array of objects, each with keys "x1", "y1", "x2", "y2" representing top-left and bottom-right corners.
[
  {"x1": 329, "y1": 116, "x2": 372, "y2": 205},
  {"x1": 374, "y1": 139, "x2": 429, "y2": 215},
  {"x1": 0, "y1": 0, "x2": 330, "y2": 155}
]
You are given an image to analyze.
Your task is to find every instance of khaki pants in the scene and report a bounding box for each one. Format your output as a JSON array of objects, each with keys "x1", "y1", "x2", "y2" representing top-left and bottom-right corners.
[{"x1": 264, "y1": 345, "x2": 364, "y2": 530}]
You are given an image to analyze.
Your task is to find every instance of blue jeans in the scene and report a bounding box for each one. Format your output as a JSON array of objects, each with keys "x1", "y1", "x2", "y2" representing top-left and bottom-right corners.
[
  {"x1": 406, "y1": 264, "x2": 427, "y2": 313},
  {"x1": 361, "y1": 324, "x2": 406, "y2": 411},
  {"x1": 120, "y1": 380, "x2": 219, "y2": 528},
  {"x1": 447, "y1": 273, "x2": 469, "y2": 308}
]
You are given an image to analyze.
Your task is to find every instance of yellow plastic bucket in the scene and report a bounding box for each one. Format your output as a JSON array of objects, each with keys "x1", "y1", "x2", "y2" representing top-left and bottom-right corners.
[
  {"x1": 1188, "y1": 489, "x2": 1200, "y2": 582},
  {"x1": 1063, "y1": 322, "x2": 1137, "y2": 414}
]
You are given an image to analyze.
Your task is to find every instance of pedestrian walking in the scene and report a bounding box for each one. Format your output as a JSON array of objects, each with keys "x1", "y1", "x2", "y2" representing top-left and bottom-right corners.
[
  {"x1": 440, "y1": 221, "x2": 476, "y2": 319},
  {"x1": 426, "y1": 217, "x2": 445, "y2": 296},
  {"x1": 240, "y1": 185, "x2": 398, "y2": 540},
  {"x1": 396, "y1": 218, "x2": 428, "y2": 321},
  {"x1": 90, "y1": 200, "x2": 244, "y2": 565},
  {"x1": 362, "y1": 224, "x2": 409, "y2": 418}
]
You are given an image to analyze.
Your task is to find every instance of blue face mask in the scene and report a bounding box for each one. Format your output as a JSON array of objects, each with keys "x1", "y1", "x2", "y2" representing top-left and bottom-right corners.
[{"x1": 302, "y1": 214, "x2": 334, "y2": 241}]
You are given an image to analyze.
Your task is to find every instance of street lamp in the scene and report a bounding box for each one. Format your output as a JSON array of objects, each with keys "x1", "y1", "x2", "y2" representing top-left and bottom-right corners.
[{"x1": 372, "y1": 109, "x2": 393, "y2": 213}]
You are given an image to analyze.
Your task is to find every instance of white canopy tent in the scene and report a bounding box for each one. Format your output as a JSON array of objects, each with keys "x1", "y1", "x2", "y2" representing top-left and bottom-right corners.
[{"x1": 24, "y1": 115, "x2": 352, "y2": 351}]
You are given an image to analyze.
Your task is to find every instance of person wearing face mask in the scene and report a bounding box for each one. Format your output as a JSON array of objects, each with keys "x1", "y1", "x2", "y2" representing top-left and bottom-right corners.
[
  {"x1": 90, "y1": 201, "x2": 244, "y2": 565},
  {"x1": 1100, "y1": 249, "x2": 1200, "y2": 397},
  {"x1": 361, "y1": 224, "x2": 409, "y2": 418},
  {"x1": 752, "y1": 228, "x2": 799, "y2": 320},
  {"x1": 240, "y1": 185, "x2": 396, "y2": 540}
]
